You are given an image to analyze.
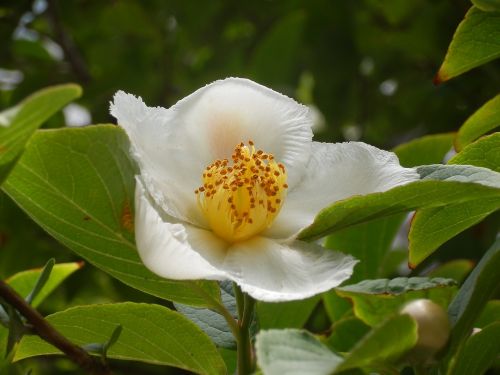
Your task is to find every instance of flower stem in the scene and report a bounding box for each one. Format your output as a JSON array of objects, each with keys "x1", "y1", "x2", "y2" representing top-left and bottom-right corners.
[{"x1": 234, "y1": 284, "x2": 255, "y2": 375}]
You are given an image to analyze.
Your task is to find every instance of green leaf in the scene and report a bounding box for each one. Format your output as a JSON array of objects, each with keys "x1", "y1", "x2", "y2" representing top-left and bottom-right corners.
[
  {"x1": 2, "y1": 125, "x2": 219, "y2": 307},
  {"x1": 336, "y1": 277, "x2": 457, "y2": 326},
  {"x1": 427, "y1": 260, "x2": 474, "y2": 283},
  {"x1": 5, "y1": 262, "x2": 82, "y2": 308},
  {"x1": 326, "y1": 317, "x2": 370, "y2": 353},
  {"x1": 335, "y1": 314, "x2": 418, "y2": 372},
  {"x1": 325, "y1": 214, "x2": 405, "y2": 282},
  {"x1": 450, "y1": 132, "x2": 500, "y2": 172},
  {"x1": 257, "y1": 295, "x2": 320, "y2": 330},
  {"x1": 298, "y1": 164, "x2": 500, "y2": 241},
  {"x1": 471, "y1": 0, "x2": 500, "y2": 12},
  {"x1": 393, "y1": 133, "x2": 454, "y2": 167},
  {"x1": 174, "y1": 282, "x2": 237, "y2": 349},
  {"x1": 409, "y1": 134, "x2": 500, "y2": 266},
  {"x1": 446, "y1": 237, "x2": 500, "y2": 358},
  {"x1": 25, "y1": 258, "x2": 54, "y2": 305},
  {"x1": 0, "y1": 84, "x2": 81, "y2": 183},
  {"x1": 434, "y1": 7, "x2": 500, "y2": 83},
  {"x1": 456, "y1": 96, "x2": 500, "y2": 150},
  {"x1": 14, "y1": 303, "x2": 226, "y2": 375},
  {"x1": 409, "y1": 198, "x2": 500, "y2": 266},
  {"x1": 255, "y1": 329, "x2": 342, "y2": 375},
  {"x1": 449, "y1": 322, "x2": 500, "y2": 375},
  {"x1": 475, "y1": 300, "x2": 500, "y2": 328}
]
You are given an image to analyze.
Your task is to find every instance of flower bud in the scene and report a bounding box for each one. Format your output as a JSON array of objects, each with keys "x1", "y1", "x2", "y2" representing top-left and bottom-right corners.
[{"x1": 401, "y1": 299, "x2": 450, "y2": 362}]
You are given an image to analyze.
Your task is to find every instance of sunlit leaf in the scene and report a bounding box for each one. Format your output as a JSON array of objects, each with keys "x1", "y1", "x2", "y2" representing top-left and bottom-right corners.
[
  {"x1": 434, "y1": 7, "x2": 500, "y2": 83},
  {"x1": 336, "y1": 277, "x2": 457, "y2": 326},
  {"x1": 456, "y1": 96, "x2": 500, "y2": 150},
  {"x1": 0, "y1": 84, "x2": 81, "y2": 183},
  {"x1": 6, "y1": 262, "x2": 82, "y2": 308},
  {"x1": 2, "y1": 125, "x2": 219, "y2": 306},
  {"x1": 15, "y1": 303, "x2": 226, "y2": 375},
  {"x1": 471, "y1": 0, "x2": 500, "y2": 12},
  {"x1": 299, "y1": 164, "x2": 500, "y2": 241}
]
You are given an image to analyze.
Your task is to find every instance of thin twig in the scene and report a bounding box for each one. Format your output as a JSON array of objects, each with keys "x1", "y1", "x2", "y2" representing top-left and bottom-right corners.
[
  {"x1": 0, "y1": 280, "x2": 110, "y2": 375},
  {"x1": 45, "y1": 0, "x2": 91, "y2": 83}
]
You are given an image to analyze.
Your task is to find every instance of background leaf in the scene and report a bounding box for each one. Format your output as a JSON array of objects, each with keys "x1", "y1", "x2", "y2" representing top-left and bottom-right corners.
[
  {"x1": 14, "y1": 303, "x2": 226, "y2": 375},
  {"x1": 393, "y1": 133, "x2": 454, "y2": 167},
  {"x1": 336, "y1": 277, "x2": 457, "y2": 326},
  {"x1": 435, "y1": 6, "x2": 500, "y2": 83},
  {"x1": 0, "y1": 84, "x2": 81, "y2": 183},
  {"x1": 2, "y1": 125, "x2": 219, "y2": 307}
]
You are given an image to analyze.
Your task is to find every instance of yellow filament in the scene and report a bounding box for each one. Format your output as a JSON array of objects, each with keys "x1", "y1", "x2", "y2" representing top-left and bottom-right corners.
[{"x1": 195, "y1": 141, "x2": 288, "y2": 243}]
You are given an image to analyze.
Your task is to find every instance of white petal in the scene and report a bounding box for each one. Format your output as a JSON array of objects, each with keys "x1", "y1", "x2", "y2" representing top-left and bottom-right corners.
[
  {"x1": 111, "y1": 91, "x2": 204, "y2": 224},
  {"x1": 111, "y1": 79, "x2": 313, "y2": 225},
  {"x1": 267, "y1": 142, "x2": 419, "y2": 238},
  {"x1": 223, "y1": 237, "x2": 358, "y2": 302},
  {"x1": 135, "y1": 179, "x2": 228, "y2": 280},
  {"x1": 170, "y1": 78, "x2": 313, "y2": 189}
]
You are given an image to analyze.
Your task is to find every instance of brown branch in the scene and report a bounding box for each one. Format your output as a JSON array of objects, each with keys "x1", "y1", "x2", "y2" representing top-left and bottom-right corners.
[
  {"x1": 0, "y1": 280, "x2": 111, "y2": 375},
  {"x1": 45, "y1": 0, "x2": 91, "y2": 83}
]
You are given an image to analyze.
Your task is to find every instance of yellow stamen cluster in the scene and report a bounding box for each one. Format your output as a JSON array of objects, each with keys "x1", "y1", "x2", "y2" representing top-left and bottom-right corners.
[{"x1": 195, "y1": 141, "x2": 288, "y2": 243}]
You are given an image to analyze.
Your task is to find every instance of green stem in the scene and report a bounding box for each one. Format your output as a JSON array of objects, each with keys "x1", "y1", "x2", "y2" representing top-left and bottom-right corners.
[{"x1": 235, "y1": 284, "x2": 256, "y2": 375}]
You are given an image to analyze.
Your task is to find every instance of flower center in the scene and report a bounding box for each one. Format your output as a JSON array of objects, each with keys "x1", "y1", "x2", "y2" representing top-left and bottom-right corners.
[{"x1": 195, "y1": 141, "x2": 288, "y2": 243}]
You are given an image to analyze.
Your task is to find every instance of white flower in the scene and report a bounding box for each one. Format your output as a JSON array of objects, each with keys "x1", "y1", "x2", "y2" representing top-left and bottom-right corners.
[{"x1": 110, "y1": 78, "x2": 418, "y2": 302}]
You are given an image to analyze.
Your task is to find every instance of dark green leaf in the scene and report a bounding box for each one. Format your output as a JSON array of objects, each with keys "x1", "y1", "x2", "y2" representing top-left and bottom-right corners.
[
  {"x1": 2, "y1": 125, "x2": 219, "y2": 306},
  {"x1": 257, "y1": 295, "x2": 320, "y2": 330},
  {"x1": 326, "y1": 317, "x2": 370, "y2": 353},
  {"x1": 435, "y1": 7, "x2": 500, "y2": 83},
  {"x1": 0, "y1": 84, "x2": 81, "y2": 183},
  {"x1": 335, "y1": 314, "x2": 418, "y2": 372},
  {"x1": 449, "y1": 322, "x2": 500, "y2": 375},
  {"x1": 15, "y1": 303, "x2": 226, "y2": 375},
  {"x1": 325, "y1": 214, "x2": 405, "y2": 282},
  {"x1": 446, "y1": 237, "x2": 500, "y2": 357},
  {"x1": 299, "y1": 164, "x2": 500, "y2": 241},
  {"x1": 475, "y1": 300, "x2": 500, "y2": 328},
  {"x1": 336, "y1": 277, "x2": 457, "y2": 326}
]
